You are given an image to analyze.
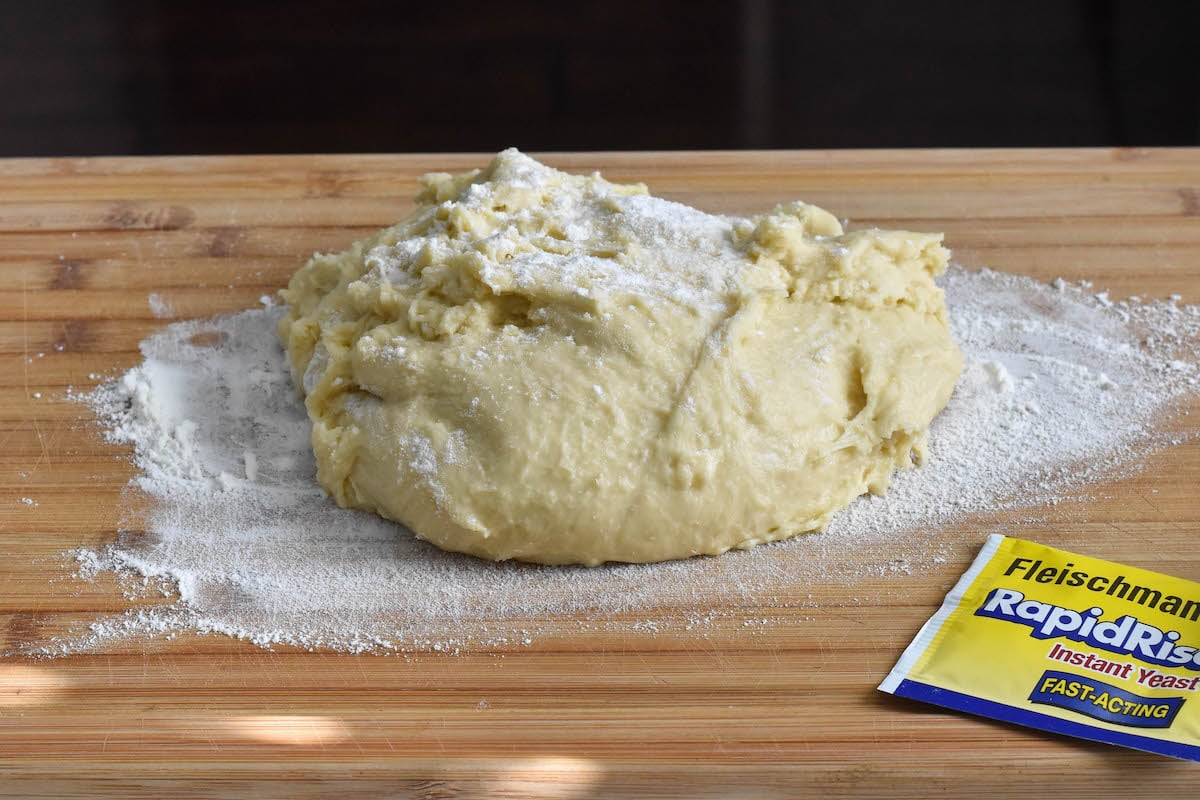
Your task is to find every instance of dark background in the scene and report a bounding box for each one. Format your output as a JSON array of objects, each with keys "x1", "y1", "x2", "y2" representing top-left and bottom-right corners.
[{"x1": 3, "y1": 0, "x2": 1197, "y2": 156}]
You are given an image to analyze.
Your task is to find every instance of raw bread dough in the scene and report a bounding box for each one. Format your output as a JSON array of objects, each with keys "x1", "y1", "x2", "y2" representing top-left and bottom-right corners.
[{"x1": 279, "y1": 150, "x2": 962, "y2": 565}]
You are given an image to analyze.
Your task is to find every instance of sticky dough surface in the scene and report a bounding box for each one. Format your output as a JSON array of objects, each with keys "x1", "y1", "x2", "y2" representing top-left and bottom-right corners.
[{"x1": 279, "y1": 150, "x2": 963, "y2": 565}]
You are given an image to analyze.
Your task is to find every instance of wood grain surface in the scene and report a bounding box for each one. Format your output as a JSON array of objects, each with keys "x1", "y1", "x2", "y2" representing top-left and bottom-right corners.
[{"x1": 1, "y1": 149, "x2": 1199, "y2": 798}]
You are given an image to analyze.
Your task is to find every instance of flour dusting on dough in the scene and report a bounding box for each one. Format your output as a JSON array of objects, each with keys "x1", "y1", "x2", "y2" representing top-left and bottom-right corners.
[{"x1": 278, "y1": 150, "x2": 962, "y2": 565}]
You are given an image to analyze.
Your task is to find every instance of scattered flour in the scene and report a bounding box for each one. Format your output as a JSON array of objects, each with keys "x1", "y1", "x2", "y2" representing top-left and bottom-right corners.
[
  {"x1": 14, "y1": 266, "x2": 1200, "y2": 656},
  {"x1": 147, "y1": 293, "x2": 175, "y2": 319}
]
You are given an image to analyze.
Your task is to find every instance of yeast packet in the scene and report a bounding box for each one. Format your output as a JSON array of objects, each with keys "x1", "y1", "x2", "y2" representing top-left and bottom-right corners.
[{"x1": 881, "y1": 534, "x2": 1200, "y2": 761}]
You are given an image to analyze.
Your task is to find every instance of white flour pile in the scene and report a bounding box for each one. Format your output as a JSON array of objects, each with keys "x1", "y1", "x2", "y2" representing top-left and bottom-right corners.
[{"x1": 20, "y1": 267, "x2": 1200, "y2": 655}]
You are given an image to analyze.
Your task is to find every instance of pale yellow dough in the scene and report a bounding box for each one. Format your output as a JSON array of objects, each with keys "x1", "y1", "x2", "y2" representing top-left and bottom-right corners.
[{"x1": 279, "y1": 150, "x2": 963, "y2": 565}]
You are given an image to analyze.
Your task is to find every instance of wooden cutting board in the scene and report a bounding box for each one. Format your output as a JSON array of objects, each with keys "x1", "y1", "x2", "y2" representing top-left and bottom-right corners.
[{"x1": 2, "y1": 149, "x2": 1199, "y2": 798}]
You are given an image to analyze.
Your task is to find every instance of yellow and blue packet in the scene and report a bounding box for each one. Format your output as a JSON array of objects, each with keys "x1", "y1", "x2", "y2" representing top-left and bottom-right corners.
[{"x1": 880, "y1": 534, "x2": 1200, "y2": 761}]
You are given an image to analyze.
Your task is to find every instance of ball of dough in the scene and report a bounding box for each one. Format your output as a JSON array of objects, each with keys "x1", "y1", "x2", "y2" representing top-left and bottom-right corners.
[{"x1": 278, "y1": 149, "x2": 962, "y2": 565}]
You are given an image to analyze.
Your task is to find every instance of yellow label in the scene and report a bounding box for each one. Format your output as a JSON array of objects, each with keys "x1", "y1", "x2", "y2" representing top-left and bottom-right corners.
[{"x1": 880, "y1": 535, "x2": 1200, "y2": 760}]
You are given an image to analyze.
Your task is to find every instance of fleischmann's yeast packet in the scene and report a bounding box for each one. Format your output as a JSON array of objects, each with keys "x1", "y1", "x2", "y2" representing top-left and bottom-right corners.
[{"x1": 880, "y1": 534, "x2": 1200, "y2": 761}]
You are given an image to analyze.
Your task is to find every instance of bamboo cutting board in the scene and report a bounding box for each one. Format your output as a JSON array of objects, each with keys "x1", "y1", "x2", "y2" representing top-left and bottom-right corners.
[{"x1": 2, "y1": 149, "x2": 1199, "y2": 798}]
